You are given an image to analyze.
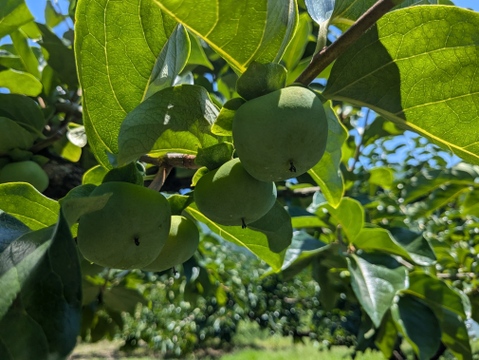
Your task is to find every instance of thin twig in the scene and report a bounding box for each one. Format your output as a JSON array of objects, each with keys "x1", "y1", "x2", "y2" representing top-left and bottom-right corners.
[{"x1": 296, "y1": 0, "x2": 404, "y2": 85}]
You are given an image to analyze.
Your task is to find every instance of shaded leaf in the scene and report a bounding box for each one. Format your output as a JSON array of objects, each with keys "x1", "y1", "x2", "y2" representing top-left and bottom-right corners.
[
  {"x1": 388, "y1": 227, "x2": 436, "y2": 266},
  {"x1": 348, "y1": 252, "x2": 408, "y2": 327},
  {"x1": 103, "y1": 286, "x2": 147, "y2": 314},
  {"x1": 185, "y1": 203, "x2": 285, "y2": 271},
  {"x1": 145, "y1": 24, "x2": 191, "y2": 99},
  {"x1": 0, "y1": 211, "x2": 30, "y2": 254},
  {"x1": 391, "y1": 294, "x2": 441, "y2": 360},
  {"x1": 0, "y1": 94, "x2": 45, "y2": 134},
  {"x1": 0, "y1": 117, "x2": 34, "y2": 154},
  {"x1": 211, "y1": 97, "x2": 245, "y2": 137},
  {"x1": 118, "y1": 85, "x2": 219, "y2": 165},
  {"x1": 281, "y1": 12, "x2": 312, "y2": 71},
  {"x1": 195, "y1": 142, "x2": 234, "y2": 171}
]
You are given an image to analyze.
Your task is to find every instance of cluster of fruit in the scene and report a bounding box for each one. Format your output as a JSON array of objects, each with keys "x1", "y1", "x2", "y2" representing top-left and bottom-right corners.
[
  {"x1": 77, "y1": 182, "x2": 199, "y2": 271},
  {"x1": 74, "y1": 85, "x2": 328, "y2": 270},
  {"x1": 194, "y1": 85, "x2": 328, "y2": 228}
]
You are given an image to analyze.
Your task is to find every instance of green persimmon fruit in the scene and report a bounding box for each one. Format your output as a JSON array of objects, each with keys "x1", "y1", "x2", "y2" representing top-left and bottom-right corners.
[
  {"x1": 143, "y1": 215, "x2": 199, "y2": 272},
  {"x1": 0, "y1": 160, "x2": 49, "y2": 192},
  {"x1": 232, "y1": 86, "x2": 328, "y2": 182},
  {"x1": 194, "y1": 158, "x2": 277, "y2": 228},
  {"x1": 77, "y1": 181, "x2": 171, "y2": 269}
]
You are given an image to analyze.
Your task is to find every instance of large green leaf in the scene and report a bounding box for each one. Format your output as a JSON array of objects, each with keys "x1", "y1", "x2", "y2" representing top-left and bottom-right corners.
[
  {"x1": 331, "y1": 0, "x2": 453, "y2": 30},
  {"x1": 391, "y1": 294, "x2": 442, "y2": 360},
  {"x1": 117, "y1": 85, "x2": 219, "y2": 165},
  {"x1": 0, "y1": 211, "x2": 30, "y2": 253},
  {"x1": 403, "y1": 273, "x2": 472, "y2": 360},
  {"x1": 0, "y1": 211, "x2": 81, "y2": 358},
  {"x1": 75, "y1": 0, "x2": 177, "y2": 167},
  {"x1": 323, "y1": 6, "x2": 479, "y2": 165},
  {"x1": 308, "y1": 101, "x2": 347, "y2": 207},
  {"x1": 154, "y1": 0, "x2": 298, "y2": 73},
  {"x1": 0, "y1": 0, "x2": 34, "y2": 38},
  {"x1": 0, "y1": 116, "x2": 35, "y2": 154},
  {"x1": 185, "y1": 203, "x2": 285, "y2": 271},
  {"x1": 348, "y1": 252, "x2": 408, "y2": 328}
]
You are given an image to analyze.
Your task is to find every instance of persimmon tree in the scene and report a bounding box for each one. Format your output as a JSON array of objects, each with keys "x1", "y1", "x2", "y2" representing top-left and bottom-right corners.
[{"x1": 1, "y1": 0, "x2": 479, "y2": 359}]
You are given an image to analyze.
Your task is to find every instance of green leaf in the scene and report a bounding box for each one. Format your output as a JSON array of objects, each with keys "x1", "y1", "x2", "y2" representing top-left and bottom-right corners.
[
  {"x1": 248, "y1": 201, "x2": 293, "y2": 253},
  {"x1": 145, "y1": 25, "x2": 191, "y2": 99},
  {"x1": 0, "y1": 69, "x2": 42, "y2": 96},
  {"x1": 236, "y1": 62, "x2": 287, "y2": 100},
  {"x1": 404, "y1": 273, "x2": 471, "y2": 360},
  {"x1": 0, "y1": 0, "x2": 34, "y2": 38},
  {"x1": 0, "y1": 94, "x2": 45, "y2": 134},
  {"x1": 185, "y1": 203, "x2": 285, "y2": 271},
  {"x1": 0, "y1": 117, "x2": 35, "y2": 154},
  {"x1": 75, "y1": 0, "x2": 177, "y2": 167},
  {"x1": 0, "y1": 183, "x2": 59, "y2": 230},
  {"x1": 45, "y1": 0, "x2": 64, "y2": 28},
  {"x1": 348, "y1": 252, "x2": 408, "y2": 328},
  {"x1": 82, "y1": 165, "x2": 108, "y2": 185},
  {"x1": 281, "y1": 12, "x2": 312, "y2": 71},
  {"x1": 211, "y1": 97, "x2": 245, "y2": 137},
  {"x1": 102, "y1": 162, "x2": 144, "y2": 185},
  {"x1": 308, "y1": 102, "x2": 347, "y2": 207},
  {"x1": 388, "y1": 227, "x2": 436, "y2": 266},
  {"x1": 195, "y1": 142, "x2": 234, "y2": 171},
  {"x1": 117, "y1": 85, "x2": 219, "y2": 165},
  {"x1": 187, "y1": 32, "x2": 214, "y2": 70},
  {"x1": 369, "y1": 167, "x2": 394, "y2": 190},
  {"x1": 0, "y1": 211, "x2": 30, "y2": 253},
  {"x1": 320, "y1": 197, "x2": 364, "y2": 242},
  {"x1": 37, "y1": 23, "x2": 77, "y2": 87},
  {"x1": 0, "y1": 211, "x2": 81, "y2": 358},
  {"x1": 60, "y1": 192, "x2": 110, "y2": 228},
  {"x1": 103, "y1": 286, "x2": 147, "y2": 314},
  {"x1": 363, "y1": 116, "x2": 404, "y2": 146},
  {"x1": 10, "y1": 29, "x2": 39, "y2": 78},
  {"x1": 323, "y1": 6, "x2": 479, "y2": 165},
  {"x1": 353, "y1": 227, "x2": 414, "y2": 263},
  {"x1": 154, "y1": 0, "x2": 298, "y2": 73},
  {"x1": 391, "y1": 294, "x2": 442, "y2": 360},
  {"x1": 374, "y1": 311, "x2": 398, "y2": 359}
]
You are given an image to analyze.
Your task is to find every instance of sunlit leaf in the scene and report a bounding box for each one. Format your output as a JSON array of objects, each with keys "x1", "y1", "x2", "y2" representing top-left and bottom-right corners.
[
  {"x1": 154, "y1": 0, "x2": 298, "y2": 73},
  {"x1": 75, "y1": 0, "x2": 177, "y2": 167},
  {"x1": 324, "y1": 6, "x2": 479, "y2": 165}
]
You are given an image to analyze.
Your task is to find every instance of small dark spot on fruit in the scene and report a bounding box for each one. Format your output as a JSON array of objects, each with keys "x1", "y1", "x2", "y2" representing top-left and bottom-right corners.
[
  {"x1": 241, "y1": 218, "x2": 247, "y2": 229},
  {"x1": 289, "y1": 161, "x2": 296, "y2": 173},
  {"x1": 134, "y1": 237, "x2": 140, "y2": 246}
]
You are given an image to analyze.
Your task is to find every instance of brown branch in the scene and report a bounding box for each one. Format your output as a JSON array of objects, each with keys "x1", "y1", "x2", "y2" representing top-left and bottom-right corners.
[
  {"x1": 295, "y1": 0, "x2": 404, "y2": 85},
  {"x1": 148, "y1": 165, "x2": 173, "y2": 191},
  {"x1": 140, "y1": 153, "x2": 199, "y2": 169}
]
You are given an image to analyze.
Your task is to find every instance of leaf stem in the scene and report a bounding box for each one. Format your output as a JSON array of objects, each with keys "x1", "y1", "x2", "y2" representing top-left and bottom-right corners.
[{"x1": 295, "y1": 0, "x2": 404, "y2": 85}]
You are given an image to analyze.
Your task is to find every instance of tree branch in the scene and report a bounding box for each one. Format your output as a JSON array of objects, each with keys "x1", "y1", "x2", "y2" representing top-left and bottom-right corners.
[{"x1": 295, "y1": 0, "x2": 404, "y2": 85}]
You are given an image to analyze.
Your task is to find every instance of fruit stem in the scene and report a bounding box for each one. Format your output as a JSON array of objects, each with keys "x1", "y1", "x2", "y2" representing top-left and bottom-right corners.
[
  {"x1": 148, "y1": 165, "x2": 173, "y2": 191},
  {"x1": 241, "y1": 218, "x2": 247, "y2": 229},
  {"x1": 295, "y1": 0, "x2": 405, "y2": 85}
]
